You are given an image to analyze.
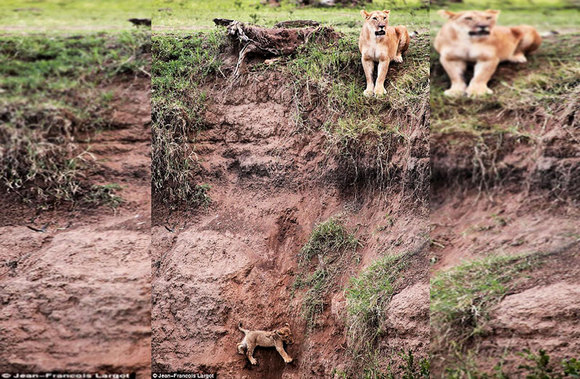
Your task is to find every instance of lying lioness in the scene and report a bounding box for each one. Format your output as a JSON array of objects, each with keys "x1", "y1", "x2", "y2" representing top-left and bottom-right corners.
[
  {"x1": 237, "y1": 321, "x2": 294, "y2": 365},
  {"x1": 359, "y1": 10, "x2": 410, "y2": 97},
  {"x1": 435, "y1": 9, "x2": 541, "y2": 96}
]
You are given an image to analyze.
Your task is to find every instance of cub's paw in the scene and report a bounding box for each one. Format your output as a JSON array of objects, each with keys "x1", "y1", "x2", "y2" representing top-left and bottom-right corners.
[
  {"x1": 509, "y1": 54, "x2": 527, "y2": 63},
  {"x1": 374, "y1": 86, "x2": 386, "y2": 97},
  {"x1": 285, "y1": 358, "x2": 293, "y2": 364},
  {"x1": 250, "y1": 358, "x2": 258, "y2": 365},
  {"x1": 466, "y1": 85, "x2": 493, "y2": 96},
  {"x1": 394, "y1": 55, "x2": 403, "y2": 63}
]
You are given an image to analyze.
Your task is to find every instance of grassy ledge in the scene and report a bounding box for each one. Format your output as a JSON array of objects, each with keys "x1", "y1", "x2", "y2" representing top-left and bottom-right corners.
[
  {"x1": 285, "y1": 32, "x2": 430, "y2": 136},
  {"x1": 292, "y1": 217, "x2": 360, "y2": 329},
  {"x1": 0, "y1": 31, "x2": 150, "y2": 206}
]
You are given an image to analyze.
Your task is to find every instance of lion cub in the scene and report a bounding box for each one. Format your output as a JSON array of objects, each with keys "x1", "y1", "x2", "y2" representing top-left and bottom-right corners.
[
  {"x1": 359, "y1": 10, "x2": 410, "y2": 97},
  {"x1": 435, "y1": 9, "x2": 541, "y2": 96},
  {"x1": 237, "y1": 321, "x2": 294, "y2": 365}
]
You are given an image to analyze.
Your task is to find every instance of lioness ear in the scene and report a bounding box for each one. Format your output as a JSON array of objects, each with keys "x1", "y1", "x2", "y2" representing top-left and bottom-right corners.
[
  {"x1": 438, "y1": 10, "x2": 458, "y2": 20},
  {"x1": 485, "y1": 9, "x2": 500, "y2": 15},
  {"x1": 383, "y1": 10, "x2": 391, "y2": 15},
  {"x1": 360, "y1": 10, "x2": 370, "y2": 19}
]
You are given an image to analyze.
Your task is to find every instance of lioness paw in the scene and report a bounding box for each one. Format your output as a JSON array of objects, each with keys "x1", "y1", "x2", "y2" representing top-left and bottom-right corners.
[
  {"x1": 285, "y1": 358, "x2": 293, "y2": 363},
  {"x1": 250, "y1": 358, "x2": 258, "y2": 365},
  {"x1": 363, "y1": 88, "x2": 374, "y2": 97},
  {"x1": 374, "y1": 87, "x2": 386, "y2": 97},
  {"x1": 466, "y1": 86, "x2": 493, "y2": 96},
  {"x1": 394, "y1": 55, "x2": 403, "y2": 63},
  {"x1": 509, "y1": 54, "x2": 527, "y2": 63},
  {"x1": 444, "y1": 88, "x2": 465, "y2": 97}
]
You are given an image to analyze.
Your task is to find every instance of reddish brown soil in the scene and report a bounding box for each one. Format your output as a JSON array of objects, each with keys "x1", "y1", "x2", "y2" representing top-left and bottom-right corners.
[
  {"x1": 0, "y1": 78, "x2": 152, "y2": 375},
  {"x1": 151, "y1": 72, "x2": 429, "y2": 377},
  {"x1": 431, "y1": 120, "x2": 580, "y2": 375},
  {"x1": 431, "y1": 191, "x2": 579, "y2": 270}
]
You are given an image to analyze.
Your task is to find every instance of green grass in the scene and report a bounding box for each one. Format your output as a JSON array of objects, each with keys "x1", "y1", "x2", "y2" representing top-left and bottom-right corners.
[
  {"x1": 84, "y1": 183, "x2": 124, "y2": 209},
  {"x1": 0, "y1": 0, "x2": 154, "y2": 34},
  {"x1": 299, "y1": 216, "x2": 360, "y2": 263},
  {"x1": 0, "y1": 31, "x2": 150, "y2": 205},
  {"x1": 293, "y1": 217, "x2": 360, "y2": 328},
  {"x1": 153, "y1": 0, "x2": 428, "y2": 34},
  {"x1": 151, "y1": 31, "x2": 226, "y2": 207},
  {"x1": 390, "y1": 350, "x2": 431, "y2": 379},
  {"x1": 430, "y1": 252, "x2": 546, "y2": 367},
  {"x1": 344, "y1": 252, "x2": 413, "y2": 374}
]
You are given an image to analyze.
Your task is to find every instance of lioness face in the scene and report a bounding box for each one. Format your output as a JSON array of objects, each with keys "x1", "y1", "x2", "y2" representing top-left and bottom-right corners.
[
  {"x1": 361, "y1": 10, "x2": 390, "y2": 37},
  {"x1": 276, "y1": 323, "x2": 294, "y2": 344},
  {"x1": 441, "y1": 10, "x2": 500, "y2": 38}
]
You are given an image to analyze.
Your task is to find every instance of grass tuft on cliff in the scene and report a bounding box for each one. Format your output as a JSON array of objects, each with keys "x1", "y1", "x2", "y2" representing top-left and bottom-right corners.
[
  {"x1": 293, "y1": 217, "x2": 360, "y2": 329},
  {"x1": 151, "y1": 31, "x2": 225, "y2": 208},
  {"x1": 344, "y1": 251, "x2": 415, "y2": 375}
]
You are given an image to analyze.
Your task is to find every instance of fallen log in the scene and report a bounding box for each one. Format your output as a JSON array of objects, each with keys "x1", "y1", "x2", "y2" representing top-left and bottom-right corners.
[
  {"x1": 274, "y1": 20, "x2": 320, "y2": 28},
  {"x1": 213, "y1": 18, "x2": 340, "y2": 76}
]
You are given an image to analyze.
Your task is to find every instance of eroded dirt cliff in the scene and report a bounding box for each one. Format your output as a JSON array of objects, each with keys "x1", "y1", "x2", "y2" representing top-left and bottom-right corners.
[{"x1": 151, "y1": 66, "x2": 430, "y2": 377}]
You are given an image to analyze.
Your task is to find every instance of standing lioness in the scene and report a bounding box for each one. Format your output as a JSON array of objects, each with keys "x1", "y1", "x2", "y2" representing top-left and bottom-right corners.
[
  {"x1": 359, "y1": 10, "x2": 410, "y2": 97},
  {"x1": 435, "y1": 9, "x2": 541, "y2": 96}
]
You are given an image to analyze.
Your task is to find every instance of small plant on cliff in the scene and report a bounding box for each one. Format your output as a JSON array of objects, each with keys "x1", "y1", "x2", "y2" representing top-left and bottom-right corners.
[
  {"x1": 344, "y1": 252, "x2": 411, "y2": 371},
  {"x1": 293, "y1": 217, "x2": 360, "y2": 329},
  {"x1": 299, "y1": 217, "x2": 360, "y2": 264},
  {"x1": 84, "y1": 183, "x2": 124, "y2": 209},
  {"x1": 444, "y1": 349, "x2": 580, "y2": 378},
  {"x1": 384, "y1": 350, "x2": 430, "y2": 379}
]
